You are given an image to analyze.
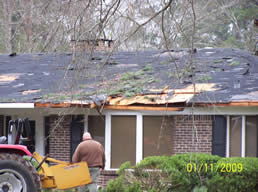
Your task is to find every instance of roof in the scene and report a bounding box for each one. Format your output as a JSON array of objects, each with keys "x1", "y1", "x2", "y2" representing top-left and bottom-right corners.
[{"x1": 0, "y1": 48, "x2": 258, "y2": 108}]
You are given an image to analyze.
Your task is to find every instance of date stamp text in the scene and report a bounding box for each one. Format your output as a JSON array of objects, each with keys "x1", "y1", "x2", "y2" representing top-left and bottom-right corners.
[{"x1": 186, "y1": 163, "x2": 243, "y2": 173}]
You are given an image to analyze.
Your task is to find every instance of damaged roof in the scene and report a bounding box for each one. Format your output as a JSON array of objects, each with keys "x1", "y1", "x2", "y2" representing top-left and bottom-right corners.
[{"x1": 0, "y1": 48, "x2": 258, "y2": 107}]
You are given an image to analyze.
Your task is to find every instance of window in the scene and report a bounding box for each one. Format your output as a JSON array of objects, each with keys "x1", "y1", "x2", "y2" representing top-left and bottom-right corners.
[
  {"x1": 246, "y1": 116, "x2": 258, "y2": 157},
  {"x1": 88, "y1": 116, "x2": 105, "y2": 148},
  {"x1": 229, "y1": 116, "x2": 242, "y2": 157},
  {"x1": 229, "y1": 116, "x2": 258, "y2": 157},
  {"x1": 143, "y1": 116, "x2": 174, "y2": 158},
  {"x1": 111, "y1": 116, "x2": 136, "y2": 168}
]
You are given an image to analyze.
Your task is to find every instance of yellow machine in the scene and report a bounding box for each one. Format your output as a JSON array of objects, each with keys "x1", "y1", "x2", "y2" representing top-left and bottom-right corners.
[{"x1": 33, "y1": 152, "x2": 92, "y2": 189}]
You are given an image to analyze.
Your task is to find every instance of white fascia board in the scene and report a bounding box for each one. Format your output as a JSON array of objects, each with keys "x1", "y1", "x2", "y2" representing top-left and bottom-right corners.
[{"x1": 0, "y1": 103, "x2": 34, "y2": 108}]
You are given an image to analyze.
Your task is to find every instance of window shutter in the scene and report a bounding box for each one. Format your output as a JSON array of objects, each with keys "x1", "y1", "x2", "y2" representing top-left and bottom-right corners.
[
  {"x1": 212, "y1": 116, "x2": 226, "y2": 157},
  {"x1": 0, "y1": 115, "x2": 4, "y2": 136},
  {"x1": 70, "y1": 115, "x2": 84, "y2": 161}
]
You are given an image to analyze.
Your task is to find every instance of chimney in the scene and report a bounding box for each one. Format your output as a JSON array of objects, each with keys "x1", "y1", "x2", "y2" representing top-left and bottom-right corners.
[{"x1": 71, "y1": 39, "x2": 114, "y2": 52}]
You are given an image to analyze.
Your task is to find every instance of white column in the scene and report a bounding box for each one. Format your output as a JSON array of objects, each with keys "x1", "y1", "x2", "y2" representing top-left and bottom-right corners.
[
  {"x1": 35, "y1": 116, "x2": 45, "y2": 155},
  {"x1": 84, "y1": 115, "x2": 88, "y2": 132},
  {"x1": 226, "y1": 116, "x2": 230, "y2": 157},
  {"x1": 136, "y1": 113, "x2": 143, "y2": 164},
  {"x1": 241, "y1": 116, "x2": 246, "y2": 157},
  {"x1": 105, "y1": 113, "x2": 111, "y2": 169}
]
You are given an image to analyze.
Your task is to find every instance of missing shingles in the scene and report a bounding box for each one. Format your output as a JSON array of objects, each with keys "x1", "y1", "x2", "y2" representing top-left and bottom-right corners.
[
  {"x1": 0, "y1": 73, "x2": 21, "y2": 84},
  {"x1": 21, "y1": 89, "x2": 41, "y2": 95}
]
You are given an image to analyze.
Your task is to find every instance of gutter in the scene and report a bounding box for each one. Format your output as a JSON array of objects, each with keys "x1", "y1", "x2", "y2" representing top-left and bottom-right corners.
[{"x1": 196, "y1": 101, "x2": 258, "y2": 107}]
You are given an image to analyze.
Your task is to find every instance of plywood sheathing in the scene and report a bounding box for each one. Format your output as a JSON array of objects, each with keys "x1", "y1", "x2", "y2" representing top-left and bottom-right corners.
[
  {"x1": 35, "y1": 103, "x2": 71, "y2": 108},
  {"x1": 108, "y1": 83, "x2": 218, "y2": 106},
  {"x1": 22, "y1": 89, "x2": 41, "y2": 95},
  {"x1": 104, "y1": 105, "x2": 184, "y2": 111},
  {"x1": 0, "y1": 73, "x2": 21, "y2": 84}
]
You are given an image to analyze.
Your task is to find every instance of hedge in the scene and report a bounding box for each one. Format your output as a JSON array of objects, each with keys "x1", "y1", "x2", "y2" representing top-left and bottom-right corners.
[{"x1": 105, "y1": 153, "x2": 258, "y2": 192}]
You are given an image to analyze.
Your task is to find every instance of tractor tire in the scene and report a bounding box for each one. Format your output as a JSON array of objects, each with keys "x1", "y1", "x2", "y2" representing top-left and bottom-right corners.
[{"x1": 0, "y1": 153, "x2": 41, "y2": 192}]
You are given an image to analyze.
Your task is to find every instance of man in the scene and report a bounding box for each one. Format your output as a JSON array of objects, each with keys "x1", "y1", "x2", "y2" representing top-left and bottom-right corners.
[{"x1": 72, "y1": 132, "x2": 105, "y2": 192}]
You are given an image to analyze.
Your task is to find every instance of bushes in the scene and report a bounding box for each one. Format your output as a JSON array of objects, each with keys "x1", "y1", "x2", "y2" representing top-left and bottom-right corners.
[
  {"x1": 208, "y1": 157, "x2": 258, "y2": 192},
  {"x1": 106, "y1": 153, "x2": 258, "y2": 192}
]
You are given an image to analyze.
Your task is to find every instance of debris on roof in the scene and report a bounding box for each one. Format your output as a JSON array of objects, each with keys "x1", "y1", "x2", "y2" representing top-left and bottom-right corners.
[{"x1": 107, "y1": 83, "x2": 218, "y2": 106}]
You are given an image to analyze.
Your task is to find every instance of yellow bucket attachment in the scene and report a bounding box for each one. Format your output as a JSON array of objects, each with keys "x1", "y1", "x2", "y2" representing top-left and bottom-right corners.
[
  {"x1": 33, "y1": 152, "x2": 92, "y2": 190},
  {"x1": 49, "y1": 161, "x2": 92, "y2": 189}
]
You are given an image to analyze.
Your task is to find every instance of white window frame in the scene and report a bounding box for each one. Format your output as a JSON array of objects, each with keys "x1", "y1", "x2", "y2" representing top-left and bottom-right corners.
[
  {"x1": 227, "y1": 115, "x2": 250, "y2": 158},
  {"x1": 226, "y1": 116, "x2": 230, "y2": 157},
  {"x1": 104, "y1": 112, "x2": 142, "y2": 170}
]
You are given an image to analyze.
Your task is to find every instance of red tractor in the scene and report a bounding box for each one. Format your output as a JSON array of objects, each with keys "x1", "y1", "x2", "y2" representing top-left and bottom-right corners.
[{"x1": 0, "y1": 118, "x2": 91, "y2": 192}]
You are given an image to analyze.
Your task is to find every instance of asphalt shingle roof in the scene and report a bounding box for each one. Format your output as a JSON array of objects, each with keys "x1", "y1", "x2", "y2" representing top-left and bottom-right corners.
[{"x1": 0, "y1": 48, "x2": 257, "y2": 105}]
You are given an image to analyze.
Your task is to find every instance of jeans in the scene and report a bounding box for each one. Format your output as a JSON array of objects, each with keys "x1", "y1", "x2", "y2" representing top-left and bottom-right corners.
[{"x1": 78, "y1": 167, "x2": 101, "y2": 192}]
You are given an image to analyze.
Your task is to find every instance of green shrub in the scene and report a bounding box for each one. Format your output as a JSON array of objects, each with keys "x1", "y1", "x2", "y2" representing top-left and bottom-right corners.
[
  {"x1": 106, "y1": 176, "x2": 125, "y2": 192},
  {"x1": 207, "y1": 157, "x2": 258, "y2": 192},
  {"x1": 106, "y1": 153, "x2": 258, "y2": 192}
]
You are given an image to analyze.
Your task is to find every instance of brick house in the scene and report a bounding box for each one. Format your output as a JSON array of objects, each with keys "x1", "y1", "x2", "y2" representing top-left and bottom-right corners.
[{"x1": 0, "y1": 48, "x2": 258, "y2": 187}]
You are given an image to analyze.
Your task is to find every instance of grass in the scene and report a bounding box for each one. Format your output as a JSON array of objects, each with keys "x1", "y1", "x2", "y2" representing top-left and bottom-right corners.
[
  {"x1": 121, "y1": 72, "x2": 135, "y2": 81},
  {"x1": 214, "y1": 60, "x2": 222, "y2": 63},
  {"x1": 42, "y1": 189, "x2": 77, "y2": 192},
  {"x1": 142, "y1": 64, "x2": 152, "y2": 71},
  {"x1": 230, "y1": 61, "x2": 240, "y2": 66},
  {"x1": 198, "y1": 75, "x2": 212, "y2": 81}
]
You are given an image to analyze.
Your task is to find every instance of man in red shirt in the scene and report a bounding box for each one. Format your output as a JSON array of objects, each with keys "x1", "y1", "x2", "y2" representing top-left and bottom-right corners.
[{"x1": 72, "y1": 132, "x2": 105, "y2": 192}]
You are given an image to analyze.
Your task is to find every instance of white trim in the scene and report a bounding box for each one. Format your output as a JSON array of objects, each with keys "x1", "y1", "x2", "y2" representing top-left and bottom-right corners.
[
  {"x1": 241, "y1": 116, "x2": 246, "y2": 157},
  {"x1": 35, "y1": 116, "x2": 44, "y2": 155},
  {"x1": 226, "y1": 116, "x2": 230, "y2": 157},
  {"x1": 136, "y1": 114, "x2": 143, "y2": 164},
  {"x1": 105, "y1": 113, "x2": 111, "y2": 169},
  {"x1": 0, "y1": 103, "x2": 34, "y2": 108},
  {"x1": 84, "y1": 115, "x2": 88, "y2": 132}
]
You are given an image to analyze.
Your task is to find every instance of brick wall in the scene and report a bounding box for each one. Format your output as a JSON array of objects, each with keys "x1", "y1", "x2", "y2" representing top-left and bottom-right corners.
[
  {"x1": 98, "y1": 170, "x2": 118, "y2": 189},
  {"x1": 72, "y1": 39, "x2": 114, "y2": 52},
  {"x1": 173, "y1": 115, "x2": 212, "y2": 154},
  {"x1": 48, "y1": 115, "x2": 72, "y2": 162}
]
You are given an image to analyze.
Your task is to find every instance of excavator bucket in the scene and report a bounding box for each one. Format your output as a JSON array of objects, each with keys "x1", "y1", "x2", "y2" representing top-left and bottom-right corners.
[
  {"x1": 48, "y1": 161, "x2": 92, "y2": 189},
  {"x1": 33, "y1": 152, "x2": 92, "y2": 190}
]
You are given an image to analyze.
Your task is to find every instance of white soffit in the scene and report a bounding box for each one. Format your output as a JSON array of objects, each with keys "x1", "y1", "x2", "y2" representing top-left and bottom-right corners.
[{"x1": 0, "y1": 103, "x2": 34, "y2": 108}]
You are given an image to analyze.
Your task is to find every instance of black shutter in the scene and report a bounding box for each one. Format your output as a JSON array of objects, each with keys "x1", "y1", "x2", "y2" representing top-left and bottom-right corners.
[
  {"x1": 5, "y1": 116, "x2": 11, "y2": 136},
  {"x1": 0, "y1": 115, "x2": 4, "y2": 136},
  {"x1": 44, "y1": 117, "x2": 50, "y2": 155},
  {"x1": 256, "y1": 116, "x2": 258, "y2": 157},
  {"x1": 212, "y1": 115, "x2": 226, "y2": 157},
  {"x1": 70, "y1": 115, "x2": 84, "y2": 161}
]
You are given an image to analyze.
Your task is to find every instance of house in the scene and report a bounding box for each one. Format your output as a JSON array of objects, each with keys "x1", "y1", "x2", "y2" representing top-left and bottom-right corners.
[{"x1": 0, "y1": 47, "x2": 258, "y2": 186}]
